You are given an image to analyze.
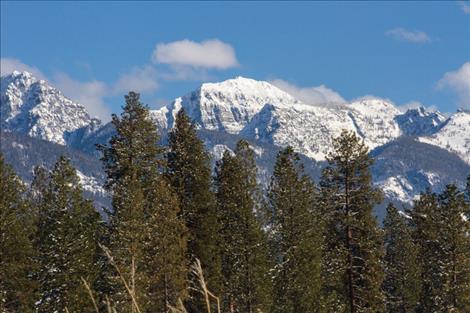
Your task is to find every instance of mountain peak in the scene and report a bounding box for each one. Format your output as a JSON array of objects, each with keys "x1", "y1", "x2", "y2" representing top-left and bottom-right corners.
[
  {"x1": 457, "y1": 108, "x2": 470, "y2": 114},
  {"x1": 1, "y1": 70, "x2": 94, "y2": 145},
  {"x1": 152, "y1": 76, "x2": 300, "y2": 134},
  {"x1": 11, "y1": 70, "x2": 33, "y2": 78},
  {"x1": 198, "y1": 76, "x2": 300, "y2": 104},
  {"x1": 394, "y1": 106, "x2": 447, "y2": 136}
]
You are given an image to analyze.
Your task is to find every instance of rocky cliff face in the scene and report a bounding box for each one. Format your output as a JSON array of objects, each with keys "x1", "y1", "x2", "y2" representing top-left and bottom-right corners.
[{"x1": 1, "y1": 71, "x2": 99, "y2": 145}]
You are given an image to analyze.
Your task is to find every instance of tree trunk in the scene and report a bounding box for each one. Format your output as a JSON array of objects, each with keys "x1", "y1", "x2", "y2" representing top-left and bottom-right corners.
[{"x1": 345, "y1": 170, "x2": 356, "y2": 313}]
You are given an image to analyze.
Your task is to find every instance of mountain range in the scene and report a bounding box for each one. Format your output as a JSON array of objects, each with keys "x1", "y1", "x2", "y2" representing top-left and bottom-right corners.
[{"x1": 1, "y1": 71, "x2": 469, "y2": 217}]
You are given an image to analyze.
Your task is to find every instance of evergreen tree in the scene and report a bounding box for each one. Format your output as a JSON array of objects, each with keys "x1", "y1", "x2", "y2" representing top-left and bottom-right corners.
[
  {"x1": 167, "y1": 108, "x2": 222, "y2": 304},
  {"x1": 409, "y1": 190, "x2": 442, "y2": 313},
  {"x1": 382, "y1": 203, "x2": 421, "y2": 313},
  {"x1": 99, "y1": 92, "x2": 187, "y2": 312},
  {"x1": 35, "y1": 156, "x2": 101, "y2": 313},
  {"x1": 30, "y1": 165, "x2": 49, "y2": 207},
  {"x1": 215, "y1": 140, "x2": 272, "y2": 313},
  {"x1": 320, "y1": 130, "x2": 384, "y2": 313},
  {"x1": 436, "y1": 184, "x2": 470, "y2": 311},
  {"x1": 143, "y1": 176, "x2": 188, "y2": 312},
  {"x1": 0, "y1": 153, "x2": 37, "y2": 312},
  {"x1": 268, "y1": 146, "x2": 324, "y2": 313}
]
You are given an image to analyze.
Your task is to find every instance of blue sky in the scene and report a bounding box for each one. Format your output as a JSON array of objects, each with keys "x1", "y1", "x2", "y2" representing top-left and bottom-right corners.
[{"x1": 1, "y1": 1, "x2": 469, "y2": 120}]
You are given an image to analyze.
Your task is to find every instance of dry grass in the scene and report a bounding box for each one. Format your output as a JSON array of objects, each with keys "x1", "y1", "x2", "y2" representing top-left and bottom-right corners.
[
  {"x1": 189, "y1": 259, "x2": 220, "y2": 313},
  {"x1": 80, "y1": 277, "x2": 100, "y2": 313},
  {"x1": 169, "y1": 259, "x2": 221, "y2": 313},
  {"x1": 99, "y1": 244, "x2": 142, "y2": 313},
  {"x1": 81, "y1": 245, "x2": 220, "y2": 313}
]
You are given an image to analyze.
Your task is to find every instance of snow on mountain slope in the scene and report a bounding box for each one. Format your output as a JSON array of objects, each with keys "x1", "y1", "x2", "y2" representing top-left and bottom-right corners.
[
  {"x1": 240, "y1": 102, "x2": 354, "y2": 160},
  {"x1": 370, "y1": 136, "x2": 470, "y2": 216},
  {"x1": 239, "y1": 97, "x2": 404, "y2": 160},
  {"x1": 346, "y1": 98, "x2": 402, "y2": 148},
  {"x1": 76, "y1": 170, "x2": 106, "y2": 197},
  {"x1": 376, "y1": 176, "x2": 416, "y2": 204},
  {"x1": 151, "y1": 76, "x2": 300, "y2": 133},
  {"x1": 418, "y1": 110, "x2": 470, "y2": 165},
  {"x1": 152, "y1": 77, "x2": 410, "y2": 160},
  {"x1": 0, "y1": 71, "x2": 96, "y2": 145},
  {"x1": 395, "y1": 106, "x2": 447, "y2": 136}
]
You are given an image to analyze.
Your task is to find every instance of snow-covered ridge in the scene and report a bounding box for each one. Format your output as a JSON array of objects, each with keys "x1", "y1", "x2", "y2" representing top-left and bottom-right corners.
[
  {"x1": 152, "y1": 77, "x2": 459, "y2": 161},
  {"x1": 0, "y1": 71, "x2": 97, "y2": 145},
  {"x1": 2, "y1": 72, "x2": 466, "y2": 165},
  {"x1": 418, "y1": 110, "x2": 470, "y2": 164},
  {"x1": 394, "y1": 106, "x2": 447, "y2": 136},
  {"x1": 151, "y1": 76, "x2": 301, "y2": 134}
]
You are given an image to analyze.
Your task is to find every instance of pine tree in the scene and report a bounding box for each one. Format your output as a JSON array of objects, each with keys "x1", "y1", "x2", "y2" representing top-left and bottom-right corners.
[
  {"x1": 30, "y1": 165, "x2": 49, "y2": 207},
  {"x1": 320, "y1": 130, "x2": 384, "y2": 313},
  {"x1": 215, "y1": 140, "x2": 272, "y2": 313},
  {"x1": 436, "y1": 184, "x2": 470, "y2": 311},
  {"x1": 409, "y1": 189, "x2": 442, "y2": 313},
  {"x1": 35, "y1": 156, "x2": 101, "y2": 313},
  {"x1": 98, "y1": 92, "x2": 187, "y2": 312},
  {"x1": 0, "y1": 153, "x2": 37, "y2": 312},
  {"x1": 382, "y1": 203, "x2": 421, "y2": 313},
  {"x1": 143, "y1": 176, "x2": 188, "y2": 312},
  {"x1": 268, "y1": 146, "x2": 324, "y2": 313},
  {"x1": 167, "y1": 108, "x2": 222, "y2": 305}
]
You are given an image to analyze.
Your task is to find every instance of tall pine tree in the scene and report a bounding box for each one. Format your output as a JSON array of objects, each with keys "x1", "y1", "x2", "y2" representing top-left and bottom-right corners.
[
  {"x1": 383, "y1": 203, "x2": 421, "y2": 313},
  {"x1": 411, "y1": 185, "x2": 470, "y2": 312},
  {"x1": 268, "y1": 146, "x2": 324, "y2": 313},
  {"x1": 143, "y1": 176, "x2": 188, "y2": 312},
  {"x1": 98, "y1": 92, "x2": 187, "y2": 312},
  {"x1": 35, "y1": 156, "x2": 101, "y2": 313},
  {"x1": 215, "y1": 140, "x2": 272, "y2": 313},
  {"x1": 410, "y1": 189, "x2": 442, "y2": 313},
  {"x1": 320, "y1": 130, "x2": 384, "y2": 313},
  {"x1": 0, "y1": 153, "x2": 37, "y2": 313},
  {"x1": 167, "y1": 108, "x2": 222, "y2": 307},
  {"x1": 436, "y1": 184, "x2": 470, "y2": 311}
]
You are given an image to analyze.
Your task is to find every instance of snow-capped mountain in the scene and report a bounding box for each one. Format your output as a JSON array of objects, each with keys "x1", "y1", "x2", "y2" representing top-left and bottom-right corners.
[
  {"x1": 152, "y1": 77, "x2": 469, "y2": 166},
  {"x1": 152, "y1": 77, "x2": 454, "y2": 162},
  {"x1": 148, "y1": 76, "x2": 468, "y2": 205},
  {"x1": 0, "y1": 71, "x2": 99, "y2": 145},
  {"x1": 152, "y1": 77, "x2": 405, "y2": 160},
  {"x1": 152, "y1": 77, "x2": 301, "y2": 134},
  {"x1": 418, "y1": 110, "x2": 470, "y2": 164},
  {"x1": 1, "y1": 71, "x2": 468, "y2": 211}
]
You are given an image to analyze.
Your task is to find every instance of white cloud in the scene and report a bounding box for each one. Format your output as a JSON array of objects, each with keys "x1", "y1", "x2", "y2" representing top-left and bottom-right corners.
[
  {"x1": 114, "y1": 65, "x2": 158, "y2": 94},
  {"x1": 270, "y1": 79, "x2": 346, "y2": 106},
  {"x1": 386, "y1": 28, "x2": 431, "y2": 43},
  {"x1": 52, "y1": 72, "x2": 112, "y2": 121},
  {"x1": 152, "y1": 39, "x2": 239, "y2": 70},
  {"x1": 397, "y1": 100, "x2": 438, "y2": 113},
  {"x1": 437, "y1": 62, "x2": 470, "y2": 108},
  {"x1": 0, "y1": 57, "x2": 46, "y2": 80},
  {"x1": 458, "y1": 1, "x2": 470, "y2": 14}
]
